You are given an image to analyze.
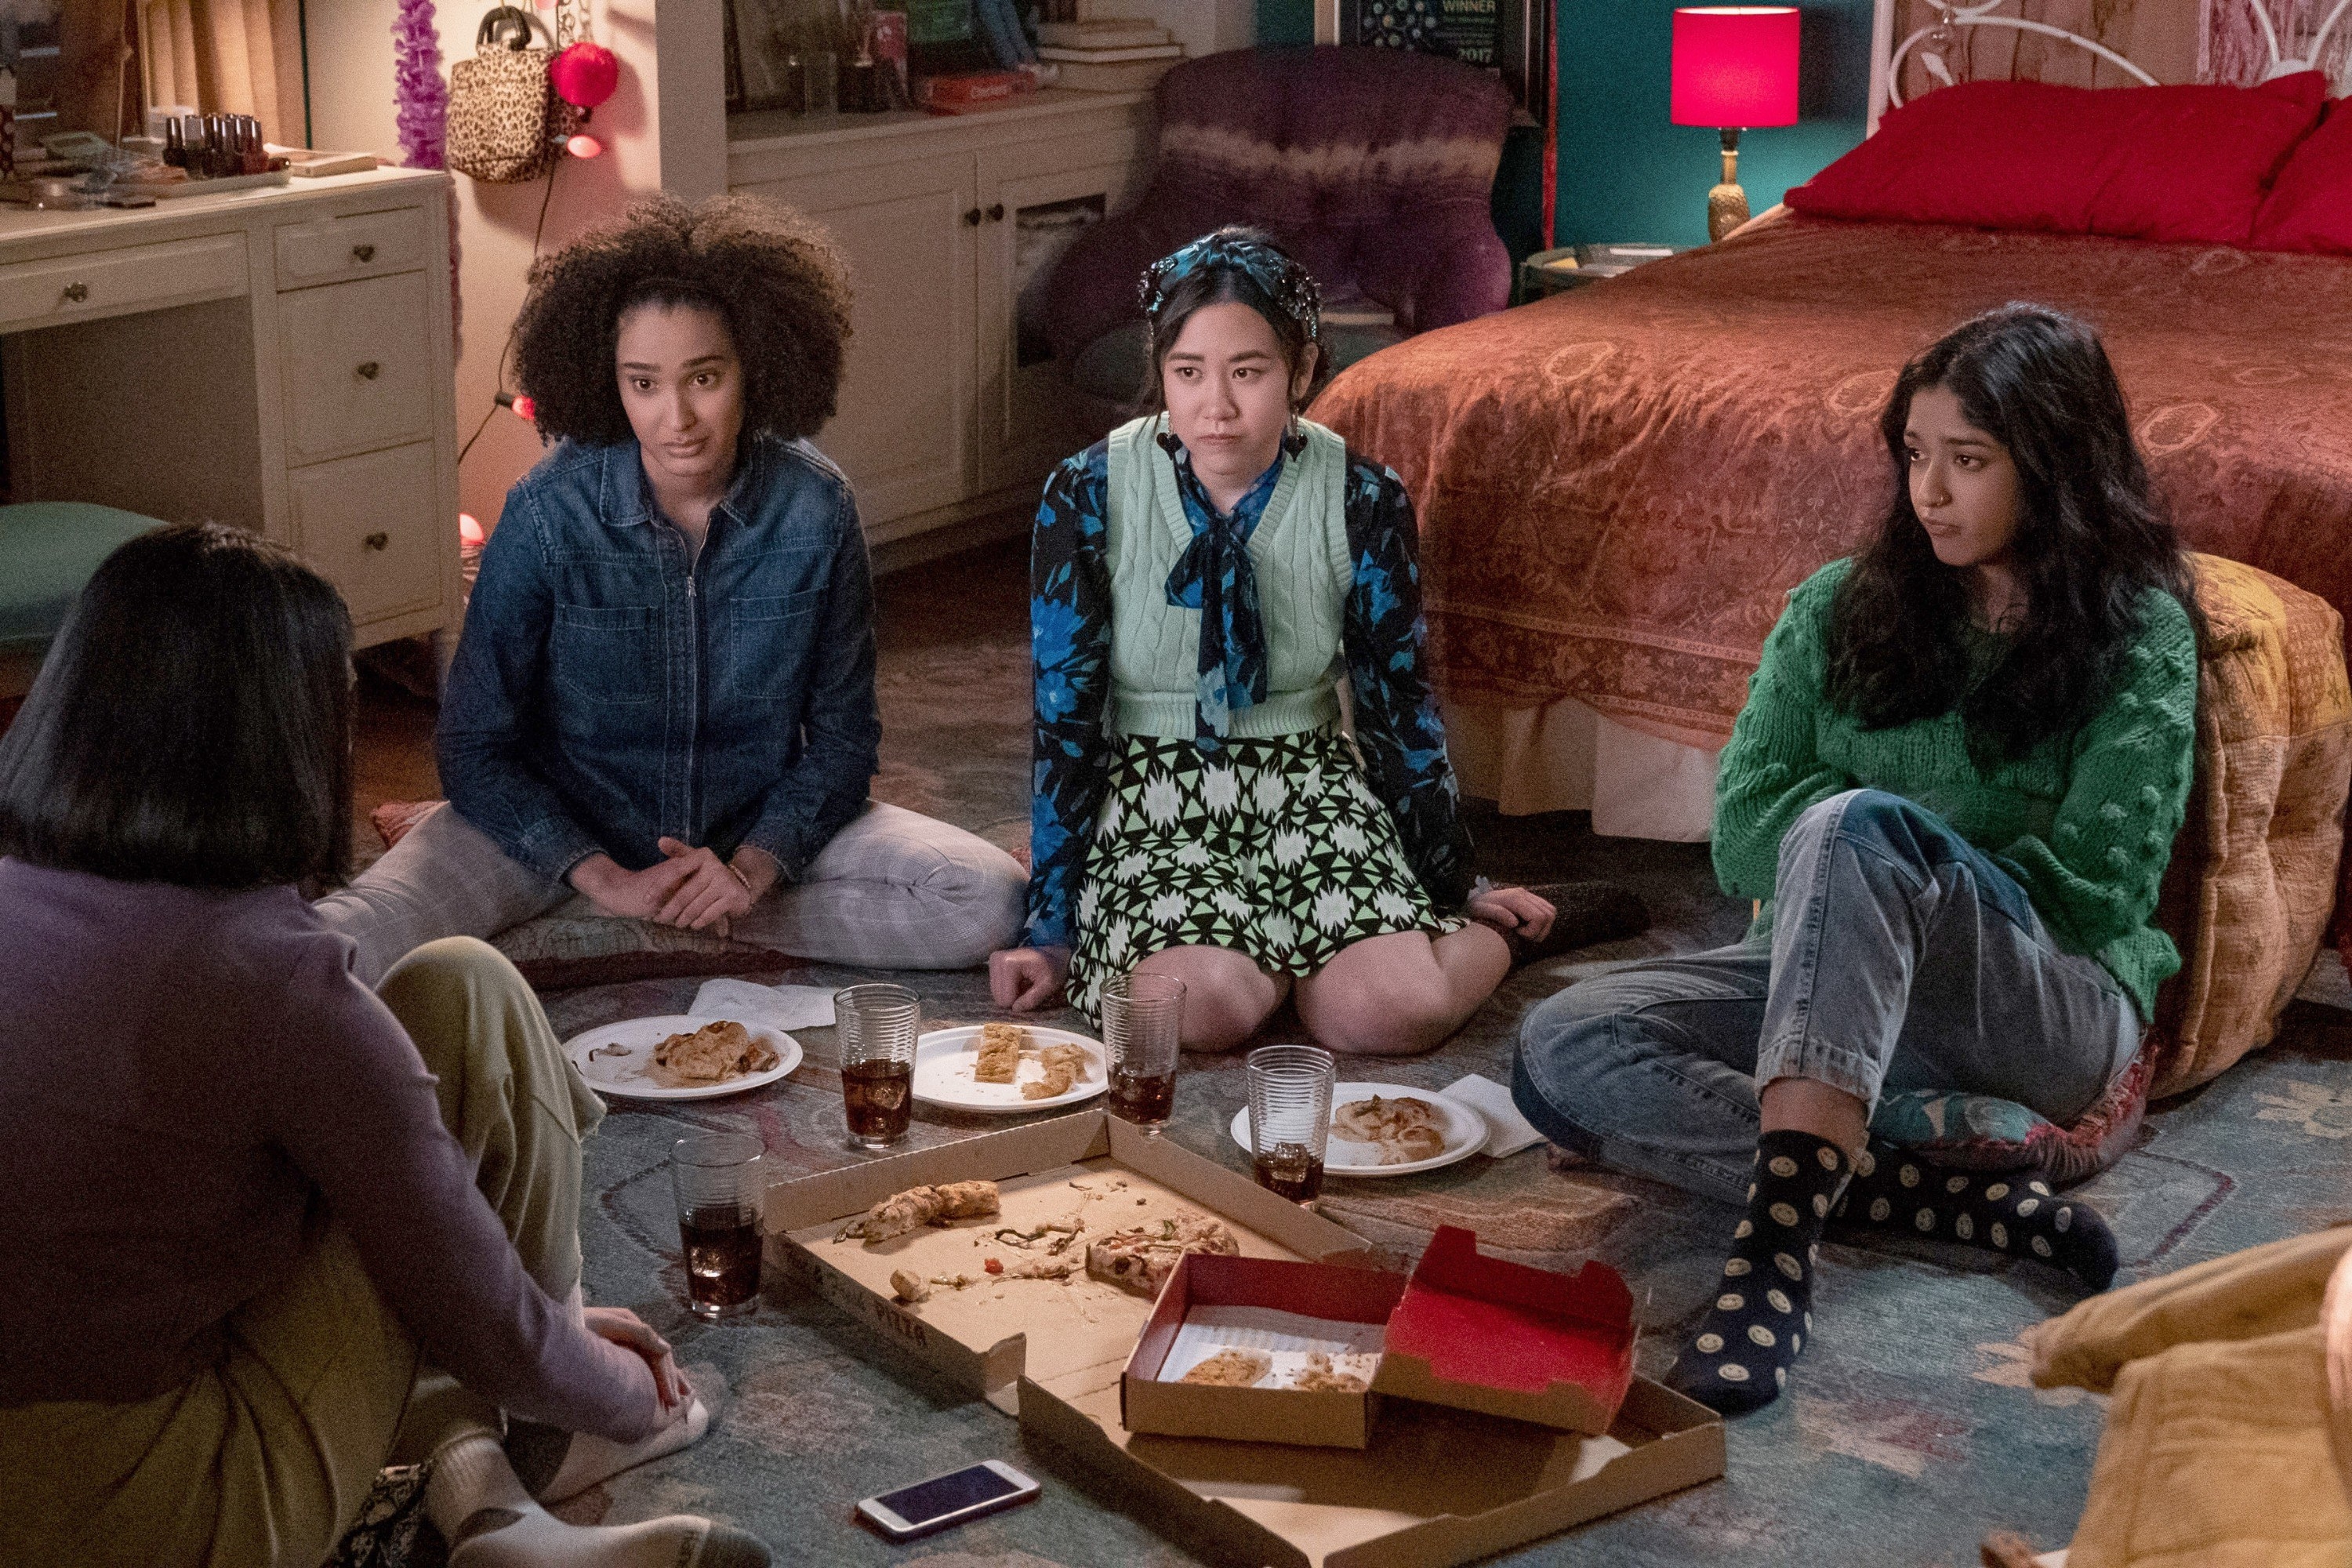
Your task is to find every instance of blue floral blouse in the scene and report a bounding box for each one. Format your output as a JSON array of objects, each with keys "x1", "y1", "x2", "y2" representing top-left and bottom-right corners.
[{"x1": 1022, "y1": 438, "x2": 1476, "y2": 949}]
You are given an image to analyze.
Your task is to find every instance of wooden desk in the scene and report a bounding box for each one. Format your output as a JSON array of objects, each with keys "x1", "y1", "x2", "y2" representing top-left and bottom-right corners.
[{"x1": 0, "y1": 168, "x2": 459, "y2": 650}]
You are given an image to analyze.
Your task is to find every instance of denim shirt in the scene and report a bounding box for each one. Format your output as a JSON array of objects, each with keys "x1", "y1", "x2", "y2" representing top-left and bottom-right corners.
[{"x1": 438, "y1": 434, "x2": 880, "y2": 884}]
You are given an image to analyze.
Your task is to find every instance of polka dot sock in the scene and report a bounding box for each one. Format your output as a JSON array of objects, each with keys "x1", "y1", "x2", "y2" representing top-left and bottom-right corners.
[
  {"x1": 1830, "y1": 1138, "x2": 2119, "y2": 1291},
  {"x1": 1664, "y1": 1130, "x2": 1849, "y2": 1415}
]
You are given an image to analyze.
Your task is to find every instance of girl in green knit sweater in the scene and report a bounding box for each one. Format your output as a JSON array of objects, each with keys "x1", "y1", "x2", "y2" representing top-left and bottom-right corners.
[{"x1": 1513, "y1": 305, "x2": 2202, "y2": 1414}]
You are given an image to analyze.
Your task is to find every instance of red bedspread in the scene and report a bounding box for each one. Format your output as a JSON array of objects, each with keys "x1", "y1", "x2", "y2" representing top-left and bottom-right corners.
[{"x1": 1314, "y1": 214, "x2": 2352, "y2": 751}]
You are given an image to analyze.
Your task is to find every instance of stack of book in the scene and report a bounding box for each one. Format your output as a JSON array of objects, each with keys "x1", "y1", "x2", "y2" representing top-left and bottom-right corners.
[
  {"x1": 914, "y1": 68, "x2": 1041, "y2": 112},
  {"x1": 911, "y1": 0, "x2": 1042, "y2": 114},
  {"x1": 1036, "y1": 19, "x2": 1184, "y2": 92}
]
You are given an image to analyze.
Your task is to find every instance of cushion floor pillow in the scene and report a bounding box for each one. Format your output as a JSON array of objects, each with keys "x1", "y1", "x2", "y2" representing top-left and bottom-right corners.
[{"x1": 1869, "y1": 555, "x2": 2352, "y2": 1175}]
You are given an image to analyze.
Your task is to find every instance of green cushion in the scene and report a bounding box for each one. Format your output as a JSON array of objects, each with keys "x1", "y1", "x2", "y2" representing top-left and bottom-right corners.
[{"x1": 0, "y1": 503, "x2": 163, "y2": 654}]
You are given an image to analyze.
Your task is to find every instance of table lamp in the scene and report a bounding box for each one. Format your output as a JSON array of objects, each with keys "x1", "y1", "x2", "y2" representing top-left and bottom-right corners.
[{"x1": 1671, "y1": 5, "x2": 1800, "y2": 241}]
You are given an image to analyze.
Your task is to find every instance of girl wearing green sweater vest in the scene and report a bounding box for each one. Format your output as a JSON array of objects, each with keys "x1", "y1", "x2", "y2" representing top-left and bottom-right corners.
[
  {"x1": 989, "y1": 230, "x2": 1645, "y2": 1053},
  {"x1": 1513, "y1": 305, "x2": 2201, "y2": 1414}
]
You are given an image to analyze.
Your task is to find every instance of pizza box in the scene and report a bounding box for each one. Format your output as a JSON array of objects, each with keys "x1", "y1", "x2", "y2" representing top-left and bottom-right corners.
[
  {"x1": 1372, "y1": 1225, "x2": 1636, "y2": 1434},
  {"x1": 1123, "y1": 1254, "x2": 1409, "y2": 1448},
  {"x1": 760, "y1": 1109, "x2": 1370, "y2": 1402},
  {"x1": 1022, "y1": 1366, "x2": 1723, "y2": 1568},
  {"x1": 1120, "y1": 1228, "x2": 1639, "y2": 1449}
]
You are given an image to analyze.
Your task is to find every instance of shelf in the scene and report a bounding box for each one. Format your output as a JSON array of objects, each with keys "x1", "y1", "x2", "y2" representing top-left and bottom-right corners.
[{"x1": 728, "y1": 88, "x2": 1149, "y2": 151}]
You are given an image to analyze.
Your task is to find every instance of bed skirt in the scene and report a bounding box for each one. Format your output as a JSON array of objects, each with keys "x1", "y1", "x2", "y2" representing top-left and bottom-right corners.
[{"x1": 1442, "y1": 697, "x2": 1719, "y2": 840}]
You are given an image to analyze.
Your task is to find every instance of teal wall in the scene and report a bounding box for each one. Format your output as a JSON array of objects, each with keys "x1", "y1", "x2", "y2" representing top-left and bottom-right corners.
[
  {"x1": 1249, "y1": 0, "x2": 1877, "y2": 249},
  {"x1": 1258, "y1": 0, "x2": 1313, "y2": 47},
  {"x1": 1555, "y1": 0, "x2": 1874, "y2": 248}
]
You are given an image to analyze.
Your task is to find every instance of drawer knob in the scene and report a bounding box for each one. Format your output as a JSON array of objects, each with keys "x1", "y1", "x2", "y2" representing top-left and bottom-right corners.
[
  {"x1": 352, "y1": 243, "x2": 376, "y2": 263},
  {"x1": 61, "y1": 281, "x2": 87, "y2": 303},
  {"x1": 988, "y1": 203, "x2": 1006, "y2": 223},
  {"x1": 962, "y1": 207, "x2": 982, "y2": 227},
  {"x1": 356, "y1": 361, "x2": 382, "y2": 381},
  {"x1": 363, "y1": 532, "x2": 390, "y2": 552}
]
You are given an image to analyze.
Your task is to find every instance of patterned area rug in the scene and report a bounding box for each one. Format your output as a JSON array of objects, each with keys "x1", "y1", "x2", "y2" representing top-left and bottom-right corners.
[{"x1": 434, "y1": 543, "x2": 2352, "y2": 1566}]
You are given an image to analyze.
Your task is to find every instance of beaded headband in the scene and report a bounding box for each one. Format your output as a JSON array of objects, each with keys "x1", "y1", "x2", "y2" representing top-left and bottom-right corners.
[{"x1": 1138, "y1": 230, "x2": 1323, "y2": 346}]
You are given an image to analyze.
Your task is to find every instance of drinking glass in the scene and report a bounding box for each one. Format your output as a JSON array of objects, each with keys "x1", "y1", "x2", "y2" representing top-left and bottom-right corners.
[
  {"x1": 1101, "y1": 971, "x2": 1184, "y2": 1129},
  {"x1": 1246, "y1": 1044, "x2": 1335, "y2": 1203},
  {"x1": 837, "y1": 982, "x2": 920, "y2": 1149},
  {"x1": 804, "y1": 49, "x2": 840, "y2": 114},
  {"x1": 670, "y1": 1130, "x2": 764, "y2": 1319}
]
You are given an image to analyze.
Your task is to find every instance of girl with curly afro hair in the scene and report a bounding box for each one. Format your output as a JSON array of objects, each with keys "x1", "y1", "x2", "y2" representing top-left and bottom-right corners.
[{"x1": 321, "y1": 194, "x2": 1025, "y2": 985}]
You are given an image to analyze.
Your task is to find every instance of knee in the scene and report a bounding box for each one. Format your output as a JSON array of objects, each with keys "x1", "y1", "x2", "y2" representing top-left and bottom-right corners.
[
  {"x1": 376, "y1": 935, "x2": 518, "y2": 1004},
  {"x1": 1305, "y1": 980, "x2": 1456, "y2": 1058},
  {"x1": 1515, "y1": 977, "x2": 1645, "y2": 1097},
  {"x1": 1178, "y1": 981, "x2": 1282, "y2": 1054},
  {"x1": 920, "y1": 841, "x2": 1029, "y2": 962},
  {"x1": 375, "y1": 936, "x2": 539, "y2": 1080},
  {"x1": 1788, "y1": 788, "x2": 1945, "y2": 862},
  {"x1": 863, "y1": 839, "x2": 1025, "y2": 968}
]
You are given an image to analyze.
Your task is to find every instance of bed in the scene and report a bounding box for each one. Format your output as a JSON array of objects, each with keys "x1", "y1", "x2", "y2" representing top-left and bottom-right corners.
[{"x1": 1314, "y1": 0, "x2": 2352, "y2": 840}]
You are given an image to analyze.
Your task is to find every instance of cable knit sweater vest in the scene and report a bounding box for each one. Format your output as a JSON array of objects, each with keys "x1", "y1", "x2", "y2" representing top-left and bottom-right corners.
[
  {"x1": 1713, "y1": 558, "x2": 2201, "y2": 1019},
  {"x1": 1103, "y1": 413, "x2": 1353, "y2": 742}
]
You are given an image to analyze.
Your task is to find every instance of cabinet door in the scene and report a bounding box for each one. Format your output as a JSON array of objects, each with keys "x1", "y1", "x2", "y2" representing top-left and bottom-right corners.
[
  {"x1": 736, "y1": 154, "x2": 977, "y2": 538},
  {"x1": 975, "y1": 144, "x2": 1149, "y2": 496}
]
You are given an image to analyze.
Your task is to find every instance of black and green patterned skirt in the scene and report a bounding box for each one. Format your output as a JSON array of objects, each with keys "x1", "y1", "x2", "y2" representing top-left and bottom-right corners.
[{"x1": 1065, "y1": 727, "x2": 1468, "y2": 1017}]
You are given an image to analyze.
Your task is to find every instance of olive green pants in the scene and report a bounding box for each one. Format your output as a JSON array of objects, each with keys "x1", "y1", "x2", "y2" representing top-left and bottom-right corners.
[{"x1": 0, "y1": 938, "x2": 604, "y2": 1568}]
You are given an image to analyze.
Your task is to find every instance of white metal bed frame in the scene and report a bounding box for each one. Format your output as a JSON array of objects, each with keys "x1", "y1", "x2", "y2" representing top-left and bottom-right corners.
[{"x1": 1867, "y1": 0, "x2": 2352, "y2": 132}]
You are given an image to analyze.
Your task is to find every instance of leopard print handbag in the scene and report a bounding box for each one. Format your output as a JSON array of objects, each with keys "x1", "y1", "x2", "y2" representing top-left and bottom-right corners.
[{"x1": 447, "y1": 5, "x2": 562, "y2": 183}]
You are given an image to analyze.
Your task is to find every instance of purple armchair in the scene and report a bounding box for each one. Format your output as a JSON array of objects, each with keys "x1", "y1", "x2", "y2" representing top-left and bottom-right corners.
[{"x1": 1042, "y1": 45, "x2": 1515, "y2": 402}]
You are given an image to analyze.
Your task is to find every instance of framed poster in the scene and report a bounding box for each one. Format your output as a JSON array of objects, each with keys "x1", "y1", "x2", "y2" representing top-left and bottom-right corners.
[{"x1": 1330, "y1": 0, "x2": 1550, "y2": 125}]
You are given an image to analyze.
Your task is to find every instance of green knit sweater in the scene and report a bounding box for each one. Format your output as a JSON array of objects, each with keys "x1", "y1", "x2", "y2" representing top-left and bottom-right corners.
[{"x1": 1715, "y1": 558, "x2": 2199, "y2": 1019}]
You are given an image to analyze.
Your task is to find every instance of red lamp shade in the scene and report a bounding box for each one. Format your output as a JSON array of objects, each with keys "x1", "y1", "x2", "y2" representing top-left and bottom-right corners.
[{"x1": 1671, "y1": 6, "x2": 1800, "y2": 129}]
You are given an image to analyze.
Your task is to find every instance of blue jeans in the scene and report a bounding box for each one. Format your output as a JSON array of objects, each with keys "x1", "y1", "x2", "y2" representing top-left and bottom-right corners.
[{"x1": 1512, "y1": 789, "x2": 2142, "y2": 1205}]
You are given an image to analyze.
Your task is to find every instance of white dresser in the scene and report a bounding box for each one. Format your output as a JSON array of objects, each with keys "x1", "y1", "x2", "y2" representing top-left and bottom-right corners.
[{"x1": 0, "y1": 168, "x2": 459, "y2": 649}]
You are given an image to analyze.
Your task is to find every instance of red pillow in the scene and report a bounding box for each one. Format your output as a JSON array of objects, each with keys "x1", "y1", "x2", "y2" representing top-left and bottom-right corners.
[
  {"x1": 1785, "y1": 72, "x2": 2328, "y2": 245},
  {"x1": 2253, "y1": 97, "x2": 2352, "y2": 252}
]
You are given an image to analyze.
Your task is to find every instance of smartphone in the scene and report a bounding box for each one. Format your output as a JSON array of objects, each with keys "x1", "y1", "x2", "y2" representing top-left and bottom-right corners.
[{"x1": 855, "y1": 1458, "x2": 1040, "y2": 1540}]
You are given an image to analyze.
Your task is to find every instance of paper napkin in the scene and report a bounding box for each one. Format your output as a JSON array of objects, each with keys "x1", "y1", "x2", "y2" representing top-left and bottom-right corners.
[
  {"x1": 688, "y1": 977, "x2": 837, "y2": 1034},
  {"x1": 1441, "y1": 1073, "x2": 1548, "y2": 1158}
]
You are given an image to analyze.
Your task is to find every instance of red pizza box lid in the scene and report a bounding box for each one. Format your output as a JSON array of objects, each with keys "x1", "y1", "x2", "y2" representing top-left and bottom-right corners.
[{"x1": 1370, "y1": 1225, "x2": 1636, "y2": 1434}]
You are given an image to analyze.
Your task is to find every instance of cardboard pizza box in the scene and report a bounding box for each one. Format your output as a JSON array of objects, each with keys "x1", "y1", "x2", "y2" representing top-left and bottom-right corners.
[
  {"x1": 1123, "y1": 1254, "x2": 1408, "y2": 1448},
  {"x1": 1370, "y1": 1225, "x2": 1636, "y2": 1434},
  {"x1": 1022, "y1": 1367, "x2": 1724, "y2": 1568},
  {"x1": 1119, "y1": 1227, "x2": 1639, "y2": 1449},
  {"x1": 760, "y1": 1109, "x2": 1370, "y2": 1400}
]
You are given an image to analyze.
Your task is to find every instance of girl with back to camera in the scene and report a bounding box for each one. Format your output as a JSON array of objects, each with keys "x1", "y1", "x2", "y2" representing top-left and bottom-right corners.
[
  {"x1": 1513, "y1": 304, "x2": 2202, "y2": 1412},
  {"x1": 0, "y1": 524, "x2": 763, "y2": 1567},
  {"x1": 989, "y1": 227, "x2": 1646, "y2": 1051}
]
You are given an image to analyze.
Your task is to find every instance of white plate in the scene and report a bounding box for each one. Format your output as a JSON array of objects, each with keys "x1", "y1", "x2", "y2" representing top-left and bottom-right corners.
[
  {"x1": 1228, "y1": 1083, "x2": 1490, "y2": 1178},
  {"x1": 911, "y1": 1024, "x2": 1107, "y2": 1114},
  {"x1": 564, "y1": 1014, "x2": 802, "y2": 1102}
]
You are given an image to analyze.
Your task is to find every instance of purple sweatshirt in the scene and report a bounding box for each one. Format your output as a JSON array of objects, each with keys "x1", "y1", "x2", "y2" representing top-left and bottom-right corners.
[{"x1": 0, "y1": 858, "x2": 653, "y2": 1439}]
